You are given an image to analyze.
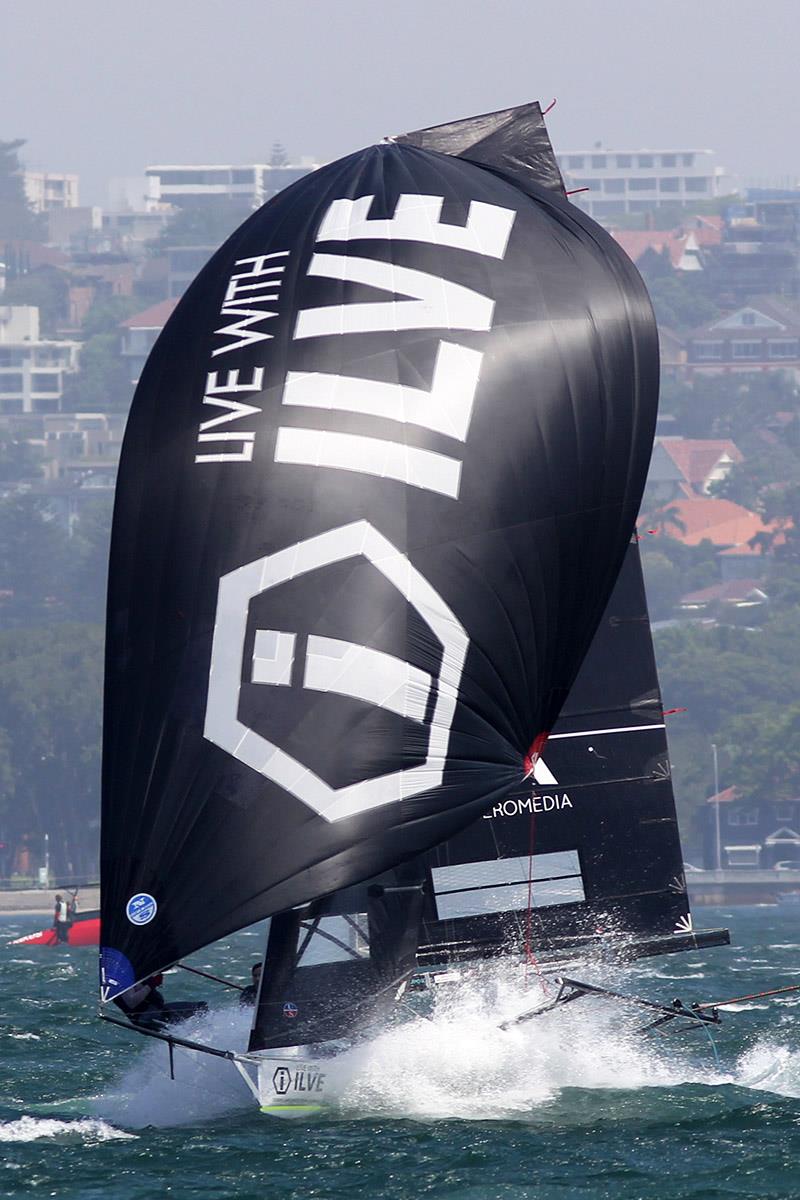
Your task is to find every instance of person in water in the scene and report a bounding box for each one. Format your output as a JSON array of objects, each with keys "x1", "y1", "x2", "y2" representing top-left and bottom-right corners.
[
  {"x1": 53, "y1": 894, "x2": 70, "y2": 943},
  {"x1": 239, "y1": 962, "x2": 262, "y2": 1005}
]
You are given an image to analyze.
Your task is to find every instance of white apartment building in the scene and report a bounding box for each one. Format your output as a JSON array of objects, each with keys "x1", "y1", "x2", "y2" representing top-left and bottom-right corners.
[
  {"x1": 145, "y1": 160, "x2": 319, "y2": 208},
  {"x1": 23, "y1": 171, "x2": 79, "y2": 212},
  {"x1": 557, "y1": 148, "x2": 732, "y2": 221},
  {"x1": 0, "y1": 307, "x2": 80, "y2": 415}
]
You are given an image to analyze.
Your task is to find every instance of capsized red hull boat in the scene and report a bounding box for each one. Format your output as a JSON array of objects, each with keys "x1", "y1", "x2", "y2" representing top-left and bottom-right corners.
[{"x1": 8, "y1": 909, "x2": 100, "y2": 947}]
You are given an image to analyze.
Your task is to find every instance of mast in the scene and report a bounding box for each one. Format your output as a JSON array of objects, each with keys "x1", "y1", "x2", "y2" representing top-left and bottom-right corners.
[{"x1": 248, "y1": 876, "x2": 424, "y2": 1052}]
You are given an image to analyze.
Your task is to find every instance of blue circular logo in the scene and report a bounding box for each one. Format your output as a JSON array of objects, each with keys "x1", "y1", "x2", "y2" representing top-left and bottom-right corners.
[
  {"x1": 283, "y1": 1001, "x2": 298, "y2": 1018},
  {"x1": 126, "y1": 893, "x2": 157, "y2": 925}
]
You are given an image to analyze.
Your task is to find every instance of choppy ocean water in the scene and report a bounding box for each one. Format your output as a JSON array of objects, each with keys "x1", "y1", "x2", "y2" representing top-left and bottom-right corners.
[{"x1": 2, "y1": 906, "x2": 800, "y2": 1200}]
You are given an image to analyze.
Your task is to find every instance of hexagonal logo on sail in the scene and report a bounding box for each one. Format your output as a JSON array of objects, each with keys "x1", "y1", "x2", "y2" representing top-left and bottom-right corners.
[{"x1": 203, "y1": 521, "x2": 469, "y2": 823}]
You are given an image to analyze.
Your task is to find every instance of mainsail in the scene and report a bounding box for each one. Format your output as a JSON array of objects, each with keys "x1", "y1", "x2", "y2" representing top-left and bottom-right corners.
[
  {"x1": 100, "y1": 102, "x2": 660, "y2": 1000},
  {"x1": 417, "y1": 541, "x2": 729, "y2": 963}
]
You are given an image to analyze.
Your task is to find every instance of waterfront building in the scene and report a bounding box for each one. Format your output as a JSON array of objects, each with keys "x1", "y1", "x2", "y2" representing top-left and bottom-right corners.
[
  {"x1": 646, "y1": 437, "x2": 743, "y2": 505},
  {"x1": 684, "y1": 296, "x2": 800, "y2": 380},
  {"x1": 0, "y1": 306, "x2": 80, "y2": 415},
  {"x1": 557, "y1": 147, "x2": 731, "y2": 221},
  {"x1": 705, "y1": 788, "x2": 800, "y2": 869},
  {"x1": 709, "y1": 196, "x2": 800, "y2": 300},
  {"x1": 144, "y1": 158, "x2": 319, "y2": 209},
  {"x1": 23, "y1": 170, "x2": 79, "y2": 212}
]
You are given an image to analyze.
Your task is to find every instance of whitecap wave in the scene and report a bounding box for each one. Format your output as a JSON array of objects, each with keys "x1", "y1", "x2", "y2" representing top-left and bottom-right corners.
[
  {"x1": 735, "y1": 1040, "x2": 800, "y2": 1098},
  {"x1": 0, "y1": 1116, "x2": 135, "y2": 1143}
]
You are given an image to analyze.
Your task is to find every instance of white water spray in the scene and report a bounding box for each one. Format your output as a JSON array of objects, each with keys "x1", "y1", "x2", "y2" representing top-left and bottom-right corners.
[{"x1": 87, "y1": 960, "x2": 800, "y2": 1128}]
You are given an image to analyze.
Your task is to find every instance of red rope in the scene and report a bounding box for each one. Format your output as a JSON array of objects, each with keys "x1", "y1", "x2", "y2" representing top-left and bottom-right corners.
[
  {"x1": 523, "y1": 733, "x2": 550, "y2": 991},
  {"x1": 543, "y1": 98, "x2": 557, "y2": 116}
]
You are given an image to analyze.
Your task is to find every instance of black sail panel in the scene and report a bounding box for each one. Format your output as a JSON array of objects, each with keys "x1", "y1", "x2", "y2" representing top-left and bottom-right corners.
[
  {"x1": 419, "y1": 543, "x2": 694, "y2": 960},
  {"x1": 396, "y1": 101, "x2": 567, "y2": 197},
  {"x1": 100, "y1": 107, "x2": 659, "y2": 999}
]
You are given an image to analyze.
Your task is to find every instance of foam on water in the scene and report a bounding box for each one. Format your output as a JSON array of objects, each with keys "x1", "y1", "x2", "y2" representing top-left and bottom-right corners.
[
  {"x1": 337, "y1": 963, "x2": 725, "y2": 1121},
  {"x1": 91, "y1": 1002, "x2": 254, "y2": 1128},
  {"x1": 86, "y1": 958, "x2": 800, "y2": 1129},
  {"x1": 0, "y1": 1116, "x2": 135, "y2": 1143},
  {"x1": 735, "y1": 1038, "x2": 800, "y2": 1098}
]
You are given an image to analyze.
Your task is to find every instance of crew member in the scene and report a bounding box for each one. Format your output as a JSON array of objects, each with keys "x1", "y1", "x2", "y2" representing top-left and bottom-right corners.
[
  {"x1": 113, "y1": 974, "x2": 167, "y2": 1027},
  {"x1": 239, "y1": 962, "x2": 262, "y2": 1006},
  {"x1": 53, "y1": 894, "x2": 70, "y2": 943}
]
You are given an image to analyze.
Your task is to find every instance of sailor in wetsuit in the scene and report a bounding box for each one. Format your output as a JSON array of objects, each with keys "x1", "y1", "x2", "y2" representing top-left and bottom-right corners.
[
  {"x1": 239, "y1": 962, "x2": 262, "y2": 1006},
  {"x1": 113, "y1": 974, "x2": 167, "y2": 1027}
]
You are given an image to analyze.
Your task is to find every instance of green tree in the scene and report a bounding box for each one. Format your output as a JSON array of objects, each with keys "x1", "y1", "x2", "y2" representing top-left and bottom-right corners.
[
  {"x1": 2, "y1": 264, "x2": 69, "y2": 334},
  {"x1": 153, "y1": 200, "x2": 254, "y2": 251},
  {"x1": 0, "y1": 496, "x2": 71, "y2": 619},
  {"x1": 654, "y1": 604, "x2": 800, "y2": 843},
  {"x1": 81, "y1": 294, "x2": 141, "y2": 338},
  {"x1": 647, "y1": 505, "x2": 687, "y2": 539},
  {"x1": 59, "y1": 331, "x2": 133, "y2": 412},
  {"x1": 644, "y1": 272, "x2": 721, "y2": 332},
  {"x1": 0, "y1": 138, "x2": 42, "y2": 241},
  {"x1": 727, "y1": 703, "x2": 800, "y2": 801},
  {"x1": 760, "y1": 482, "x2": 800, "y2": 563},
  {"x1": 58, "y1": 294, "x2": 141, "y2": 413},
  {"x1": 0, "y1": 434, "x2": 42, "y2": 482},
  {"x1": 68, "y1": 494, "x2": 112, "y2": 621},
  {"x1": 0, "y1": 624, "x2": 102, "y2": 875},
  {"x1": 660, "y1": 371, "x2": 799, "y2": 440},
  {"x1": 710, "y1": 441, "x2": 800, "y2": 511},
  {"x1": 638, "y1": 551, "x2": 683, "y2": 620}
]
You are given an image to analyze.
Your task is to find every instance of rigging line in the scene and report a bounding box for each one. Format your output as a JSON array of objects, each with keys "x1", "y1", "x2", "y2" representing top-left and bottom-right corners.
[
  {"x1": 700, "y1": 1020, "x2": 721, "y2": 1071},
  {"x1": 523, "y1": 806, "x2": 549, "y2": 993},
  {"x1": 298, "y1": 920, "x2": 363, "y2": 962},
  {"x1": 696, "y1": 982, "x2": 800, "y2": 1010},
  {"x1": 175, "y1": 963, "x2": 245, "y2": 991},
  {"x1": 487, "y1": 815, "x2": 526, "y2": 947},
  {"x1": 295, "y1": 917, "x2": 320, "y2": 967},
  {"x1": 342, "y1": 913, "x2": 370, "y2": 947}
]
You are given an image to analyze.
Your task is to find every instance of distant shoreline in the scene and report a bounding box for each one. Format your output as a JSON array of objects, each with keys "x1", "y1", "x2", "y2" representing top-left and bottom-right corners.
[{"x1": 0, "y1": 886, "x2": 100, "y2": 917}]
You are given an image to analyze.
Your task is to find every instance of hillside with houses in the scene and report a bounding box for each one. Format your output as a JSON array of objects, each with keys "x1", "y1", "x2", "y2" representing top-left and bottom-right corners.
[{"x1": 0, "y1": 136, "x2": 798, "y2": 880}]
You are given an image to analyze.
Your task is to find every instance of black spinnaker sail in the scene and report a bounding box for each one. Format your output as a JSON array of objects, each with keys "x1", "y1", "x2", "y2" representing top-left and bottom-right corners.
[{"x1": 100, "y1": 102, "x2": 660, "y2": 1002}]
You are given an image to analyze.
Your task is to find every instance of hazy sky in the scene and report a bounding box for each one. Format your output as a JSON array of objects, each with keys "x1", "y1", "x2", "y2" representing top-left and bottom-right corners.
[{"x1": 3, "y1": 0, "x2": 799, "y2": 204}]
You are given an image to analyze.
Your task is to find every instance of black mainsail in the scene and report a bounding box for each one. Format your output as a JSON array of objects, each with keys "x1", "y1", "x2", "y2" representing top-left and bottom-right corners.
[
  {"x1": 100, "y1": 103, "x2": 660, "y2": 1002},
  {"x1": 417, "y1": 541, "x2": 729, "y2": 966}
]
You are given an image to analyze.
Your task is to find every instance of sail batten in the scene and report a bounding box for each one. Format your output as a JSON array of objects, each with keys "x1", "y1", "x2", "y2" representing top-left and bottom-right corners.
[{"x1": 100, "y1": 104, "x2": 659, "y2": 998}]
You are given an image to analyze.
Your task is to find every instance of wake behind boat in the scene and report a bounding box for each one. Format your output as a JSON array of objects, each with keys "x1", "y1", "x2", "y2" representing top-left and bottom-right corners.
[{"x1": 96, "y1": 100, "x2": 753, "y2": 1117}]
